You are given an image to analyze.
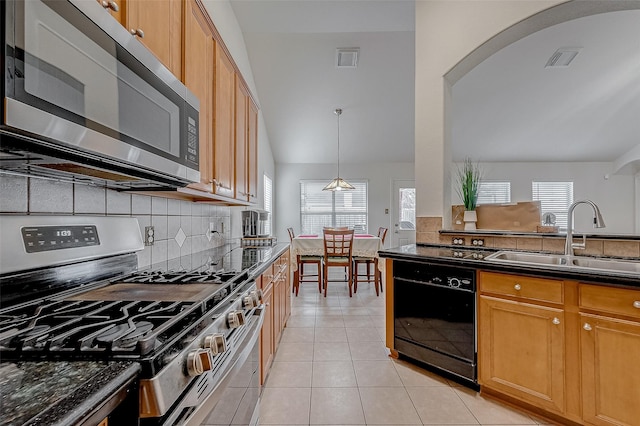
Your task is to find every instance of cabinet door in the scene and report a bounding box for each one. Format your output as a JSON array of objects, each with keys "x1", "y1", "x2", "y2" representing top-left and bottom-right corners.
[
  {"x1": 247, "y1": 99, "x2": 259, "y2": 204},
  {"x1": 213, "y1": 44, "x2": 235, "y2": 198},
  {"x1": 125, "y1": 0, "x2": 182, "y2": 79},
  {"x1": 479, "y1": 296, "x2": 565, "y2": 414},
  {"x1": 95, "y1": 0, "x2": 124, "y2": 23},
  {"x1": 235, "y1": 78, "x2": 249, "y2": 201},
  {"x1": 581, "y1": 313, "x2": 640, "y2": 426},
  {"x1": 260, "y1": 285, "x2": 274, "y2": 385},
  {"x1": 273, "y1": 273, "x2": 283, "y2": 342},
  {"x1": 183, "y1": 0, "x2": 213, "y2": 191}
]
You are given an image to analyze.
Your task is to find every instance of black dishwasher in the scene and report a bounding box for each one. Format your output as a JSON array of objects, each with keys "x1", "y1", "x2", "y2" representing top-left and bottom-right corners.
[{"x1": 393, "y1": 260, "x2": 477, "y2": 386}]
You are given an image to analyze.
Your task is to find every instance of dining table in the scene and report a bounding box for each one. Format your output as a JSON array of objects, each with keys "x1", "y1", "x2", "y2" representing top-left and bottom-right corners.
[{"x1": 289, "y1": 233, "x2": 384, "y2": 290}]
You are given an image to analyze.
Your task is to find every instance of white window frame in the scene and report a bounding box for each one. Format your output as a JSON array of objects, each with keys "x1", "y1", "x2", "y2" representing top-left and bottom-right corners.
[
  {"x1": 300, "y1": 180, "x2": 368, "y2": 235},
  {"x1": 263, "y1": 174, "x2": 272, "y2": 235},
  {"x1": 477, "y1": 181, "x2": 511, "y2": 205},
  {"x1": 532, "y1": 181, "x2": 574, "y2": 229}
]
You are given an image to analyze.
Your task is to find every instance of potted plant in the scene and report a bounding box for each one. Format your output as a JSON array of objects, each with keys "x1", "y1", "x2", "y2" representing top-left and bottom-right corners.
[{"x1": 456, "y1": 158, "x2": 482, "y2": 230}]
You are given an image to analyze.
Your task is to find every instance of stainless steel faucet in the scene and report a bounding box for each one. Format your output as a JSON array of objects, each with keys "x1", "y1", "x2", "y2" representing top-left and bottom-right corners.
[{"x1": 564, "y1": 200, "x2": 606, "y2": 256}]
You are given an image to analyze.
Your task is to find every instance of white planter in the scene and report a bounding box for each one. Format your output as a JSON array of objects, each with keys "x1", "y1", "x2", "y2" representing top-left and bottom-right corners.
[{"x1": 463, "y1": 210, "x2": 477, "y2": 230}]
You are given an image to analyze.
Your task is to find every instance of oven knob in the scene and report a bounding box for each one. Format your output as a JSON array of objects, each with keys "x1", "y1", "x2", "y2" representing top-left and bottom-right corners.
[
  {"x1": 186, "y1": 349, "x2": 212, "y2": 377},
  {"x1": 251, "y1": 289, "x2": 263, "y2": 304},
  {"x1": 203, "y1": 333, "x2": 227, "y2": 355},
  {"x1": 243, "y1": 295, "x2": 257, "y2": 308},
  {"x1": 227, "y1": 310, "x2": 246, "y2": 328}
]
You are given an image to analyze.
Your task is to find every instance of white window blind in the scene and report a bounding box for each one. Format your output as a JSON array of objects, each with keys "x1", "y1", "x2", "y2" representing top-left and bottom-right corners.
[
  {"x1": 477, "y1": 181, "x2": 511, "y2": 205},
  {"x1": 264, "y1": 174, "x2": 272, "y2": 235},
  {"x1": 532, "y1": 181, "x2": 574, "y2": 229},
  {"x1": 300, "y1": 180, "x2": 368, "y2": 235}
]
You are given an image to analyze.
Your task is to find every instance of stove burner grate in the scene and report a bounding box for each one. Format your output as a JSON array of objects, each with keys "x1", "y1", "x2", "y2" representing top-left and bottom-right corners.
[{"x1": 121, "y1": 270, "x2": 241, "y2": 284}]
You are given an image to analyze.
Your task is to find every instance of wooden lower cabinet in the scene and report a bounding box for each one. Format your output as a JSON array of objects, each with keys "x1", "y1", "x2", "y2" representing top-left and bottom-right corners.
[
  {"x1": 479, "y1": 271, "x2": 640, "y2": 426},
  {"x1": 580, "y1": 313, "x2": 640, "y2": 426},
  {"x1": 259, "y1": 249, "x2": 291, "y2": 385},
  {"x1": 259, "y1": 284, "x2": 274, "y2": 385},
  {"x1": 479, "y1": 295, "x2": 565, "y2": 414}
]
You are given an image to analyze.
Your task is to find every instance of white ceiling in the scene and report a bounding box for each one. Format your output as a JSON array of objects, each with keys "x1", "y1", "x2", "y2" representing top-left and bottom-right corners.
[
  {"x1": 229, "y1": 0, "x2": 416, "y2": 165},
  {"x1": 231, "y1": 1, "x2": 640, "y2": 166},
  {"x1": 452, "y1": 9, "x2": 640, "y2": 164}
]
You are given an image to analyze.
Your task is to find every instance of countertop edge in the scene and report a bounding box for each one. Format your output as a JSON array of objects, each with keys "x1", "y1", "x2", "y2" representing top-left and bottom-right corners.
[
  {"x1": 24, "y1": 362, "x2": 141, "y2": 426},
  {"x1": 248, "y1": 243, "x2": 290, "y2": 279},
  {"x1": 379, "y1": 245, "x2": 640, "y2": 288}
]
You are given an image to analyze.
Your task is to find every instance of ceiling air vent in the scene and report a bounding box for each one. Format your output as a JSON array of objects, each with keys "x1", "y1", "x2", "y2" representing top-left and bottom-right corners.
[
  {"x1": 545, "y1": 47, "x2": 581, "y2": 68},
  {"x1": 336, "y1": 48, "x2": 359, "y2": 68}
]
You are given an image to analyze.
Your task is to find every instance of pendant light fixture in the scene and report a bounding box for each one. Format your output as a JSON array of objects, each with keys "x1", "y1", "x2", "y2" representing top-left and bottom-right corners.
[{"x1": 323, "y1": 108, "x2": 355, "y2": 191}]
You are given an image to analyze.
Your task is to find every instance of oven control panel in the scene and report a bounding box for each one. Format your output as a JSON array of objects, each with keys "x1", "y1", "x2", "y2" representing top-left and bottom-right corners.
[{"x1": 21, "y1": 225, "x2": 100, "y2": 253}]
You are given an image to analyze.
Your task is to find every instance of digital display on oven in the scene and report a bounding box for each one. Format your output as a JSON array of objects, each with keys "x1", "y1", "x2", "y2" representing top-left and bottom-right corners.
[{"x1": 21, "y1": 225, "x2": 100, "y2": 253}]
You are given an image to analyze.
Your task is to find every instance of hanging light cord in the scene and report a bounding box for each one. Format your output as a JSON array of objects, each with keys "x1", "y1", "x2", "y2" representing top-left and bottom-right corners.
[{"x1": 335, "y1": 108, "x2": 342, "y2": 179}]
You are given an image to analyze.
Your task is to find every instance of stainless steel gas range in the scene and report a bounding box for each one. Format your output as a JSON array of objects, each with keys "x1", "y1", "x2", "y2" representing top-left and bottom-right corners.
[{"x1": 0, "y1": 216, "x2": 264, "y2": 426}]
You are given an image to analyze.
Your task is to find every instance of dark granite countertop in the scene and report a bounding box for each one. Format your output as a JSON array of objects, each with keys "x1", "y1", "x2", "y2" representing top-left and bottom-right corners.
[
  {"x1": 379, "y1": 244, "x2": 640, "y2": 289},
  {"x1": 0, "y1": 361, "x2": 140, "y2": 426}
]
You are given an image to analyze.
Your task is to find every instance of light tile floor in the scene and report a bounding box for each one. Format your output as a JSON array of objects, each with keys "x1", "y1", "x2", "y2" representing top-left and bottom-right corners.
[{"x1": 259, "y1": 272, "x2": 554, "y2": 426}]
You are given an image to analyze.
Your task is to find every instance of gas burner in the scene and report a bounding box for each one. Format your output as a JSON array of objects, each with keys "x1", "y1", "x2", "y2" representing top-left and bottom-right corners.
[{"x1": 122, "y1": 270, "x2": 241, "y2": 284}]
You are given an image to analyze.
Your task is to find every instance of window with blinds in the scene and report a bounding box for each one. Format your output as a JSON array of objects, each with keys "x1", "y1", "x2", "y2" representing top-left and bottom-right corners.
[
  {"x1": 264, "y1": 174, "x2": 272, "y2": 235},
  {"x1": 477, "y1": 181, "x2": 511, "y2": 205},
  {"x1": 300, "y1": 180, "x2": 368, "y2": 235},
  {"x1": 532, "y1": 181, "x2": 574, "y2": 229}
]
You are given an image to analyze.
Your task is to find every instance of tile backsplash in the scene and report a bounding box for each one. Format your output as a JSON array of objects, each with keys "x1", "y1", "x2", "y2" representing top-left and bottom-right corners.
[
  {"x1": 416, "y1": 215, "x2": 640, "y2": 259},
  {"x1": 0, "y1": 175, "x2": 233, "y2": 269}
]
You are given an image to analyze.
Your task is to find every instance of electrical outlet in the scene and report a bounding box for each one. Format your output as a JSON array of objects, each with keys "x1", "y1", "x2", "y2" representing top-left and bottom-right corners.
[
  {"x1": 472, "y1": 238, "x2": 485, "y2": 247},
  {"x1": 452, "y1": 237, "x2": 465, "y2": 245},
  {"x1": 144, "y1": 226, "x2": 155, "y2": 246}
]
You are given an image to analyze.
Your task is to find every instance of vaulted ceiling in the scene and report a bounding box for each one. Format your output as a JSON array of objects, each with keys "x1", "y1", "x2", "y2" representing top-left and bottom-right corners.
[{"x1": 230, "y1": 1, "x2": 640, "y2": 167}]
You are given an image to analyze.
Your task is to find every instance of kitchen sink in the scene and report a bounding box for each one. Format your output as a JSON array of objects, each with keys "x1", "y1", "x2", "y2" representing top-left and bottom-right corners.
[{"x1": 485, "y1": 251, "x2": 640, "y2": 276}]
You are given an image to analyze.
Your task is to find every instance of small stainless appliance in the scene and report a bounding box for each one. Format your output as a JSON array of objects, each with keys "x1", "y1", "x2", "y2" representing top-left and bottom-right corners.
[
  {"x1": 242, "y1": 210, "x2": 269, "y2": 238},
  {"x1": 393, "y1": 259, "x2": 478, "y2": 387},
  {"x1": 1, "y1": 0, "x2": 200, "y2": 189},
  {"x1": 0, "y1": 216, "x2": 263, "y2": 425}
]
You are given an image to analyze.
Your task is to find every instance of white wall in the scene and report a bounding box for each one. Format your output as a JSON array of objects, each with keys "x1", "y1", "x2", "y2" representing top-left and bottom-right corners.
[
  {"x1": 451, "y1": 162, "x2": 637, "y2": 234},
  {"x1": 275, "y1": 162, "x2": 414, "y2": 245},
  {"x1": 415, "y1": 1, "x2": 563, "y2": 219}
]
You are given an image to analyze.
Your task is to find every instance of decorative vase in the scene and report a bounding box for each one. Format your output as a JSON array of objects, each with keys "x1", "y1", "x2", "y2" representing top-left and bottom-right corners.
[{"x1": 463, "y1": 210, "x2": 477, "y2": 230}]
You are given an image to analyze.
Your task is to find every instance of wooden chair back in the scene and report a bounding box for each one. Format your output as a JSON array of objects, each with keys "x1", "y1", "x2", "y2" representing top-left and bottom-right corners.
[
  {"x1": 287, "y1": 227, "x2": 295, "y2": 242},
  {"x1": 377, "y1": 227, "x2": 388, "y2": 244},
  {"x1": 323, "y1": 228, "x2": 354, "y2": 260}
]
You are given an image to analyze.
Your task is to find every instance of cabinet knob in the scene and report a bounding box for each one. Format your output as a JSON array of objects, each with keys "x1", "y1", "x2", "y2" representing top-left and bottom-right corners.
[
  {"x1": 552, "y1": 317, "x2": 560, "y2": 325},
  {"x1": 514, "y1": 283, "x2": 521, "y2": 291},
  {"x1": 101, "y1": 1, "x2": 119, "y2": 11},
  {"x1": 130, "y1": 28, "x2": 145, "y2": 38},
  {"x1": 583, "y1": 323, "x2": 592, "y2": 331},
  {"x1": 633, "y1": 301, "x2": 640, "y2": 309}
]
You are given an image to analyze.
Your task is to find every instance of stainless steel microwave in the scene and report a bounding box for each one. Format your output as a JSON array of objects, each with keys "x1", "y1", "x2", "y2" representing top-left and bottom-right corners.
[{"x1": 0, "y1": 0, "x2": 200, "y2": 189}]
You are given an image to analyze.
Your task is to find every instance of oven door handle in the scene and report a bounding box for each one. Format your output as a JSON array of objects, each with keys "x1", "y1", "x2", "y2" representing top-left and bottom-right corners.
[{"x1": 172, "y1": 306, "x2": 265, "y2": 426}]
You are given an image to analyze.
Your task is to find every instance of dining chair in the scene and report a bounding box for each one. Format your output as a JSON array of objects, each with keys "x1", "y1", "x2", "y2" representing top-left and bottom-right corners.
[
  {"x1": 287, "y1": 227, "x2": 322, "y2": 296},
  {"x1": 322, "y1": 228, "x2": 355, "y2": 297},
  {"x1": 353, "y1": 227, "x2": 387, "y2": 296}
]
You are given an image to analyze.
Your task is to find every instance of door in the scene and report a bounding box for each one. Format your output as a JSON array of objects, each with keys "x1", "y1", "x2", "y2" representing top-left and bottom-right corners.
[{"x1": 391, "y1": 180, "x2": 416, "y2": 247}]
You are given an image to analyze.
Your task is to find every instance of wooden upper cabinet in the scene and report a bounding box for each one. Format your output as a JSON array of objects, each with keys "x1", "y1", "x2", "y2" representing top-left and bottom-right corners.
[
  {"x1": 235, "y1": 78, "x2": 249, "y2": 201},
  {"x1": 247, "y1": 99, "x2": 259, "y2": 204},
  {"x1": 213, "y1": 43, "x2": 236, "y2": 198},
  {"x1": 124, "y1": 0, "x2": 183, "y2": 80},
  {"x1": 183, "y1": 0, "x2": 213, "y2": 192}
]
